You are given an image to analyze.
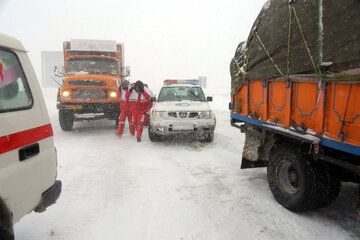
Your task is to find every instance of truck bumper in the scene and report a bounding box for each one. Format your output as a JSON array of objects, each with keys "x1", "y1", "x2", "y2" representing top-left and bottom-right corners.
[
  {"x1": 57, "y1": 102, "x2": 120, "y2": 119},
  {"x1": 34, "y1": 180, "x2": 62, "y2": 213}
]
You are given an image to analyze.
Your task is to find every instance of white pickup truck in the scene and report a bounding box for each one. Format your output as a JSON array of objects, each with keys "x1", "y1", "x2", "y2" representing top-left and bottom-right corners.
[{"x1": 149, "y1": 79, "x2": 216, "y2": 142}]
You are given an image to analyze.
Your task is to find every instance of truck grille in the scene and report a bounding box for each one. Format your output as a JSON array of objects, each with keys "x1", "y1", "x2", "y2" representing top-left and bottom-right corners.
[
  {"x1": 168, "y1": 112, "x2": 199, "y2": 119},
  {"x1": 72, "y1": 88, "x2": 107, "y2": 101},
  {"x1": 68, "y1": 80, "x2": 106, "y2": 86}
]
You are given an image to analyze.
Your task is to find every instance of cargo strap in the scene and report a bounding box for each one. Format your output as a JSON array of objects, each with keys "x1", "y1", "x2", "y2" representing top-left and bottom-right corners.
[
  {"x1": 255, "y1": 32, "x2": 286, "y2": 80},
  {"x1": 232, "y1": 37, "x2": 256, "y2": 113},
  {"x1": 322, "y1": 71, "x2": 360, "y2": 82},
  {"x1": 285, "y1": 6, "x2": 319, "y2": 79},
  {"x1": 339, "y1": 84, "x2": 353, "y2": 142}
]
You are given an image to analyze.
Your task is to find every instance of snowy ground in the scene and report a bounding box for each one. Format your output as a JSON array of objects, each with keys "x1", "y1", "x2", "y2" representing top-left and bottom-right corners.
[{"x1": 14, "y1": 88, "x2": 360, "y2": 240}]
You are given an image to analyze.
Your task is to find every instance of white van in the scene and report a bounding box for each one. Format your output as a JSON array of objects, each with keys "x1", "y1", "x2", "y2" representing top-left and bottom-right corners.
[{"x1": 0, "y1": 33, "x2": 61, "y2": 239}]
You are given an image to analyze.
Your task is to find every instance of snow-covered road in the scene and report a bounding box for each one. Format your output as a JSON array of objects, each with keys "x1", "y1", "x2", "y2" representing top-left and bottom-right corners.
[{"x1": 14, "y1": 88, "x2": 360, "y2": 240}]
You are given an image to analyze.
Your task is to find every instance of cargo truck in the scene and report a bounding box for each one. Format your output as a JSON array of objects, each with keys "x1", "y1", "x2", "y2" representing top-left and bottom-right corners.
[
  {"x1": 57, "y1": 39, "x2": 129, "y2": 131},
  {"x1": 230, "y1": 0, "x2": 360, "y2": 212}
]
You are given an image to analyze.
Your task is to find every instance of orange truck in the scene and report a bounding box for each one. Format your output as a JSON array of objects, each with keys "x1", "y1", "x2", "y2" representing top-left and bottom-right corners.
[
  {"x1": 230, "y1": 0, "x2": 360, "y2": 213},
  {"x1": 57, "y1": 39, "x2": 128, "y2": 131}
]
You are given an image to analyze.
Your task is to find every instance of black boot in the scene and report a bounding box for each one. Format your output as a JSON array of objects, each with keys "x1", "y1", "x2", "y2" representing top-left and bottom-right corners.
[{"x1": 137, "y1": 137, "x2": 141, "y2": 142}]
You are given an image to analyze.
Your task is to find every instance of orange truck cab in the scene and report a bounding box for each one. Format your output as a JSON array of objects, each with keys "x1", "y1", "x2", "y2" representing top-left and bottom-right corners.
[{"x1": 57, "y1": 39, "x2": 128, "y2": 131}]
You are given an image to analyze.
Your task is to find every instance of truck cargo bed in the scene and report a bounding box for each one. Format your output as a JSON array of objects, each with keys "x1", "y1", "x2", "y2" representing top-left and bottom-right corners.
[{"x1": 230, "y1": 78, "x2": 360, "y2": 156}]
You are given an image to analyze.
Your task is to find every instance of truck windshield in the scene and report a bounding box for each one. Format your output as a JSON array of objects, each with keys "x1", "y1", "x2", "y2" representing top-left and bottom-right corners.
[
  {"x1": 158, "y1": 86, "x2": 206, "y2": 102},
  {"x1": 66, "y1": 57, "x2": 119, "y2": 76}
]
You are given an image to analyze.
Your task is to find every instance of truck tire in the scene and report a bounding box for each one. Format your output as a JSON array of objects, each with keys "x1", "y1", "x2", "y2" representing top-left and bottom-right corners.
[
  {"x1": 267, "y1": 144, "x2": 318, "y2": 212},
  {"x1": 148, "y1": 127, "x2": 161, "y2": 142},
  {"x1": 56, "y1": 90, "x2": 61, "y2": 102},
  {"x1": 313, "y1": 162, "x2": 341, "y2": 208},
  {"x1": 59, "y1": 110, "x2": 74, "y2": 131},
  {"x1": 115, "y1": 112, "x2": 120, "y2": 129}
]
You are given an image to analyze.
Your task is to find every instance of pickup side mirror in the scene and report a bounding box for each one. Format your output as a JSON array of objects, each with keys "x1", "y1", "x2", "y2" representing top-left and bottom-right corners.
[{"x1": 207, "y1": 96, "x2": 213, "y2": 102}]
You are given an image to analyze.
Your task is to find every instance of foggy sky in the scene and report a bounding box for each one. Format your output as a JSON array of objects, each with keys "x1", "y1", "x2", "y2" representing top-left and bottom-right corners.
[{"x1": 0, "y1": 0, "x2": 267, "y2": 92}]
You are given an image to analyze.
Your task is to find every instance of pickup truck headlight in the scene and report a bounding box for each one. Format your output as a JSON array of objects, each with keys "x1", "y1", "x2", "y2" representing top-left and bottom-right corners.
[
  {"x1": 152, "y1": 111, "x2": 167, "y2": 119},
  {"x1": 199, "y1": 111, "x2": 214, "y2": 119}
]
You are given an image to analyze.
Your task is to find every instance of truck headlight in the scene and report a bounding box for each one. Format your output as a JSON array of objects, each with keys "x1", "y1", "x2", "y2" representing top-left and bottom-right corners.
[
  {"x1": 153, "y1": 111, "x2": 167, "y2": 119},
  {"x1": 199, "y1": 111, "x2": 213, "y2": 119},
  {"x1": 62, "y1": 91, "x2": 70, "y2": 98},
  {"x1": 109, "y1": 91, "x2": 117, "y2": 98}
]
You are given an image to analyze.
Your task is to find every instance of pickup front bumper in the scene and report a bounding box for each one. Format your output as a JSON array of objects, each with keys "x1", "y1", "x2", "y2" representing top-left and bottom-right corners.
[{"x1": 150, "y1": 118, "x2": 216, "y2": 136}]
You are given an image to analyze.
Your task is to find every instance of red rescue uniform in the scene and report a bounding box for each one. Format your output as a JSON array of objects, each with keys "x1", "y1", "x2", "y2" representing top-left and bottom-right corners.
[
  {"x1": 126, "y1": 85, "x2": 151, "y2": 139},
  {"x1": 116, "y1": 87, "x2": 135, "y2": 136},
  {"x1": 143, "y1": 85, "x2": 155, "y2": 127}
]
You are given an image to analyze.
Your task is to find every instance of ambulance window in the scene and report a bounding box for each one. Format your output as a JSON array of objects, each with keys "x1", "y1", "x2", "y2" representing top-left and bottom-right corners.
[{"x1": 0, "y1": 49, "x2": 33, "y2": 113}]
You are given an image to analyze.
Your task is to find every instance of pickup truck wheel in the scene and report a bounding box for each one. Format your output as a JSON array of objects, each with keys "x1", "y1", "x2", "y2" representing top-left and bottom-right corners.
[
  {"x1": 267, "y1": 144, "x2": 318, "y2": 212},
  {"x1": 148, "y1": 127, "x2": 161, "y2": 142},
  {"x1": 203, "y1": 132, "x2": 214, "y2": 143},
  {"x1": 59, "y1": 110, "x2": 74, "y2": 131}
]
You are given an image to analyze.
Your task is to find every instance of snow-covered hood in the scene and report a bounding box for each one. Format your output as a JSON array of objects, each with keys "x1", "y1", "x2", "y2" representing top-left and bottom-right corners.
[{"x1": 154, "y1": 101, "x2": 212, "y2": 112}]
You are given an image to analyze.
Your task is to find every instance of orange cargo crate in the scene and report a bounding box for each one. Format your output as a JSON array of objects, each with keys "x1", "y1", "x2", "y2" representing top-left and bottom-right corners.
[{"x1": 231, "y1": 79, "x2": 360, "y2": 156}]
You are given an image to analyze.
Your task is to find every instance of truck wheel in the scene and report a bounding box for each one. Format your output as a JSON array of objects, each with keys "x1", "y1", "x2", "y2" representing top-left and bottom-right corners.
[
  {"x1": 267, "y1": 144, "x2": 318, "y2": 212},
  {"x1": 203, "y1": 132, "x2": 214, "y2": 143},
  {"x1": 59, "y1": 110, "x2": 74, "y2": 131},
  {"x1": 313, "y1": 162, "x2": 341, "y2": 208},
  {"x1": 148, "y1": 127, "x2": 161, "y2": 142},
  {"x1": 56, "y1": 90, "x2": 61, "y2": 102},
  {"x1": 115, "y1": 112, "x2": 120, "y2": 129}
]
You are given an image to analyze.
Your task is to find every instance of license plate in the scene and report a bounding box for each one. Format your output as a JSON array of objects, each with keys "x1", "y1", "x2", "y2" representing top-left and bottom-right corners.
[{"x1": 66, "y1": 105, "x2": 83, "y2": 110}]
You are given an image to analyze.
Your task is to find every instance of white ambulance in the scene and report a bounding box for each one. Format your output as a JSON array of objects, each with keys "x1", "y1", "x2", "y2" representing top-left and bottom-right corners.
[
  {"x1": 149, "y1": 79, "x2": 216, "y2": 142},
  {"x1": 0, "y1": 33, "x2": 61, "y2": 239}
]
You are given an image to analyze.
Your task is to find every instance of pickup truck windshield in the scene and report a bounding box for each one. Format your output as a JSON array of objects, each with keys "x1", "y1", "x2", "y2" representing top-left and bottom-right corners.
[
  {"x1": 158, "y1": 86, "x2": 206, "y2": 102},
  {"x1": 66, "y1": 57, "x2": 119, "y2": 76}
]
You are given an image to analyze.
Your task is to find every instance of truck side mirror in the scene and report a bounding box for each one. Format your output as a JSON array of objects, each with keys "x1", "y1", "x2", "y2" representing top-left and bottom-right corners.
[
  {"x1": 54, "y1": 66, "x2": 64, "y2": 77},
  {"x1": 207, "y1": 96, "x2": 213, "y2": 102},
  {"x1": 122, "y1": 66, "x2": 130, "y2": 77}
]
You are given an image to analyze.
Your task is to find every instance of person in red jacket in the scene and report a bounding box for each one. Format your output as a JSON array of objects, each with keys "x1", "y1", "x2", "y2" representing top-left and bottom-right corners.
[
  {"x1": 116, "y1": 80, "x2": 135, "y2": 136},
  {"x1": 126, "y1": 80, "x2": 151, "y2": 142},
  {"x1": 142, "y1": 84, "x2": 155, "y2": 127}
]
